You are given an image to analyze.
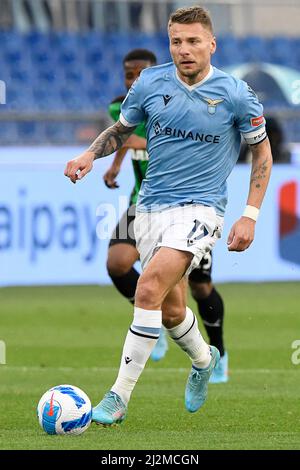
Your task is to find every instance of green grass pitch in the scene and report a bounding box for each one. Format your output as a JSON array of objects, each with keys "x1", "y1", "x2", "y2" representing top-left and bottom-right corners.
[{"x1": 0, "y1": 283, "x2": 299, "y2": 450}]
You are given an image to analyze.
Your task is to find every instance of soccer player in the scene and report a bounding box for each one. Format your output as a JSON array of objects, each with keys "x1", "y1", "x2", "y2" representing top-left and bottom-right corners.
[
  {"x1": 65, "y1": 6, "x2": 272, "y2": 425},
  {"x1": 105, "y1": 49, "x2": 227, "y2": 377}
]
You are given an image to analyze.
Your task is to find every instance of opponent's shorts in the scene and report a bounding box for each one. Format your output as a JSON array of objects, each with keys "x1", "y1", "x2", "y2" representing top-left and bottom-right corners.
[
  {"x1": 108, "y1": 204, "x2": 136, "y2": 248},
  {"x1": 188, "y1": 251, "x2": 213, "y2": 283},
  {"x1": 134, "y1": 204, "x2": 223, "y2": 274}
]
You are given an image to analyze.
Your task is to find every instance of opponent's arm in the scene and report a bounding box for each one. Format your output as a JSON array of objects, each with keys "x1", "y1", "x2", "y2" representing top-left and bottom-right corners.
[
  {"x1": 103, "y1": 134, "x2": 147, "y2": 188},
  {"x1": 123, "y1": 134, "x2": 147, "y2": 150},
  {"x1": 64, "y1": 120, "x2": 136, "y2": 183},
  {"x1": 103, "y1": 146, "x2": 128, "y2": 189},
  {"x1": 227, "y1": 137, "x2": 273, "y2": 251}
]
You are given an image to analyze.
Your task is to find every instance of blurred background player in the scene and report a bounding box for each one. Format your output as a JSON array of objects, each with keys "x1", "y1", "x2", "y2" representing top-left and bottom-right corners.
[{"x1": 103, "y1": 48, "x2": 228, "y2": 382}]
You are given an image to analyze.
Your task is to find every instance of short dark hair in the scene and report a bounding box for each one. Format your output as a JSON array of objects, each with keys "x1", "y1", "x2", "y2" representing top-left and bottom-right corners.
[
  {"x1": 168, "y1": 6, "x2": 213, "y2": 33},
  {"x1": 123, "y1": 49, "x2": 157, "y2": 65}
]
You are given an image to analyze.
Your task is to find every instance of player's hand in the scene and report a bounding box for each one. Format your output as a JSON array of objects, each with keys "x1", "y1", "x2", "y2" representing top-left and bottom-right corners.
[
  {"x1": 227, "y1": 217, "x2": 256, "y2": 252},
  {"x1": 103, "y1": 164, "x2": 120, "y2": 189},
  {"x1": 64, "y1": 151, "x2": 95, "y2": 184}
]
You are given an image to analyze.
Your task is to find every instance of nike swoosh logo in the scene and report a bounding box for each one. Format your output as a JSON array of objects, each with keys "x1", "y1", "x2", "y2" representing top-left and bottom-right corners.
[
  {"x1": 47, "y1": 392, "x2": 54, "y2": 416},
  {"x1": 125, "y1": 357, "x2": 132, "y2": 364}
]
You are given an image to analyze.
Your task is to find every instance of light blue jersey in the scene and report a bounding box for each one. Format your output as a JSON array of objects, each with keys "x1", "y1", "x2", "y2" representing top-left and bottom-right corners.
[{"x1": 120, "y1": 63, "x2": 266, "y2": 215}]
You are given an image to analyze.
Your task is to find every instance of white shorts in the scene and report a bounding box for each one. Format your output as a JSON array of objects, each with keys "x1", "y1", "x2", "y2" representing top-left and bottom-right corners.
[{"x1": 134, "y1": 204, "x2": 224, "y2": 273}]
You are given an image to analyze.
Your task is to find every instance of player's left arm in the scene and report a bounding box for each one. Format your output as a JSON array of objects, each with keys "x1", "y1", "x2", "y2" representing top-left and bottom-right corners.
[{"x1": 227, "y1": 137, "x2": 273, "y2": 251}]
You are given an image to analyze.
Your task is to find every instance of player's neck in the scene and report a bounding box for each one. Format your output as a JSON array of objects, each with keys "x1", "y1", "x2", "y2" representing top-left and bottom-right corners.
[{"x1": 177, "y1": 64, "x2": 212, "y2": 87}]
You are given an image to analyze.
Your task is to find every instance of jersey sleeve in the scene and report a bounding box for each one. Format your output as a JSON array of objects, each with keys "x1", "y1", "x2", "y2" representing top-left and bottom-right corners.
[
  {"x1": 235, "y1": 80, "x2": 267, "y2": 145},
  {"x1": 120, "y1": 72, "x2": 146, "y2": 127},
  {"x1": 108, "y1": 99, "x2": 146, "y2": 137}
]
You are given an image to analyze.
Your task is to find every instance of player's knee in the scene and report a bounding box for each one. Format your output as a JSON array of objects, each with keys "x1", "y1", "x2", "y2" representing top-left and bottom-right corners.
[
  {"x1": 106, "y1": 257, "x2": 132, "y2": 278},
  {"x1": 189, "y1": 281, "x2": 213, "y2": 300},
  {"x1": 135, "y1": 275, "x2": 162, "y2": 308}
]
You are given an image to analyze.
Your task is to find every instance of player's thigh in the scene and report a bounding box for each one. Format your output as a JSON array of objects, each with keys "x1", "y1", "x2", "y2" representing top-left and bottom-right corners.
[
  {"x1": 189, "y1": 280, "x2": 213, "y2": 299},
  {"x1": 107, "y1": 244, "x2": 139, "y2": 276},
  {"x1": 188, "y1": 251, "x2": 213, "y2": 298}
]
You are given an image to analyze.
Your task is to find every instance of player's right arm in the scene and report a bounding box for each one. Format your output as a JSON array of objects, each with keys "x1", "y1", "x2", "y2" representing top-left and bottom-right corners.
[
  {"x1": 65, "y1": 71, "x2": 146, "y2": 184},
  {"x1": 64, "y1": 120, "x2": 137, "y2": 184}
]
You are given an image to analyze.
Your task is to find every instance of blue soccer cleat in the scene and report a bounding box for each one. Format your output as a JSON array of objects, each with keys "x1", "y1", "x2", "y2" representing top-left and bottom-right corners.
[
  {"x1": 209, "y1": 351, "x2": 229, "y2": 383},
  {"x1": 185, "y1": 346, "x2": 220, "y2": 413},
  {"x1": 150, "y1": 327, "x2": 168, "y2": 362},
  {"x1": 92, "y1": 391, "x2": 127, "y2": 426}
]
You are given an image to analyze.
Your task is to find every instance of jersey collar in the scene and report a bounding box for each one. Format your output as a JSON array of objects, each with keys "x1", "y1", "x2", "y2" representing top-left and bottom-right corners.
[{"x1": 175, "y1": 65, "x2": 214, "y2": 91}]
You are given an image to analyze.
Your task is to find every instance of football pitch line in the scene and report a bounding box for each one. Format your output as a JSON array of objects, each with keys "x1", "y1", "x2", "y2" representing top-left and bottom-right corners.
[{"x1": 0, "y1": 366, "x2": 297, "y2": 374}]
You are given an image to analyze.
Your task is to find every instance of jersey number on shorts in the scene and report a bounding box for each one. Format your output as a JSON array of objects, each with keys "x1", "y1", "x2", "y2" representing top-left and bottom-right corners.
[{"x1": 187, "y1": 219, "x2": 209, "y2": 247}]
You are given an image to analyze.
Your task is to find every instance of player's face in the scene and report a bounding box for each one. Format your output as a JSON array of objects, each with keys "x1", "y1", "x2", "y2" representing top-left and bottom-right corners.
[
  {"x1": 169, "y1": 22, "x2": 216, "y2": 85},
  {"x1": 124, "y1": 60, "x2": 153, "y2": 90}
]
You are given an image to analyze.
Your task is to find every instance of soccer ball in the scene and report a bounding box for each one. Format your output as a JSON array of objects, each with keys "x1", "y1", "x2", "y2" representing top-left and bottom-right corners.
[{"x1": 37, "y1": 384, "x2": 92, "y2": 435}]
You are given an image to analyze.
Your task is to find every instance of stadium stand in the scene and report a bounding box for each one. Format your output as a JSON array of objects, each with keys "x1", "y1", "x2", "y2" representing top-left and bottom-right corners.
[{"x1": 0, "y1": 29, "x2": 300, "y2": 144}]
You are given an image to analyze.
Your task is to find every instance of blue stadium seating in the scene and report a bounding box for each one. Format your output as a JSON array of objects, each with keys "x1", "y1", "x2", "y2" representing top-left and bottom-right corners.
[
  {"x1": 16, "y1": 121, "x2": 43, "y2": 143},
  {"x1": 0, "y1": 30, "x2": 299, "y2": 144},
  {"x1": 44, "y1": 121, "x2": 77, "y2": 143},
  {"x1": 0, "y1": 121, "x2": 18, "y2": 144}
]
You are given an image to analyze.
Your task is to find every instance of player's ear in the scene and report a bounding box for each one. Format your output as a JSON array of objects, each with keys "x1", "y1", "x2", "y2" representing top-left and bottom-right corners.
[
  {"x1": 210, "y1": 36, "x2": 217, "y2": 55},
  {"x1": 210, "y1": 36, "x2": 217, "y2": 54}
]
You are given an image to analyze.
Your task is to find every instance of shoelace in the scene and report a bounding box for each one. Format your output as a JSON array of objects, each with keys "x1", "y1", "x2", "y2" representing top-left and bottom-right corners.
[
  {"x1": 101, "y1": 392, "x2": 124, "y2": 413},
  {"x1": 188, "y1": 370, "x2": 205, "y2": 392}
]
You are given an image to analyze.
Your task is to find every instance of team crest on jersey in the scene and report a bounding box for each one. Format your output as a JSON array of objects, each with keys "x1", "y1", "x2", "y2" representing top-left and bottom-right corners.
[{"x1": 202, "y1": 97, "x2": 224, "y2": 115}]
